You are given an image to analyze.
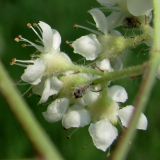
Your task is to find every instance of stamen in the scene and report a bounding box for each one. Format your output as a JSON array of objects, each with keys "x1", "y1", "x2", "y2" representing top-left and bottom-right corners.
[
  {"x1": 33, "y1": 23, "x2": 42, "y2": 34},
  {"x1": 73, "y1": 24, "x2": 102, "y2": 35},
  {"x1": 15, "y1": 59, "x2": 34, "y2": 64},
  {"x1": 22, "y1": 86, "x2": 32, "y2": 97},
  {"x1": 35, "y1": 39, "x2": 43, "y2": 44},
  {"x1": 27, "y1": 23, "x2": 43, "y2": 41},
  {"x1": 10, "y1": 58, "x2": 34, "y2": 66},
  {"x1": 65, "y1": 40, "x2": 73, "y2": 48},
  {"x1": 18, "y1": 36, "x2": 43, "y2": 52}
]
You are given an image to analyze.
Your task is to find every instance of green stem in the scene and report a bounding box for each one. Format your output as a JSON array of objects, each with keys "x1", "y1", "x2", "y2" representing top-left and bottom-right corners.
[
  {"x1": 93, "y1": 63, "x2": 147, "y2": 84},
  {"x1": 73, "y1": 65, "x2": 104, "y2": 76},
  {"x1": 111, "y1": 1, "x2": 160, "y2": 160},
  {"x1": 0, "y1": 61, "x2": 64, "y2": 160}
]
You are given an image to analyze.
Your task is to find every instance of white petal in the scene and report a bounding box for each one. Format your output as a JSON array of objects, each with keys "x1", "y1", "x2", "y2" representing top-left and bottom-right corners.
[
  {"x1": 43, "y1": 98, "x2": 69, "y2": 122},
  {"x1": 118, "y1": 105, "x2": 148, "y2": 130},
  {"x1": 97, "y1": 0, "x2": 117, "y2": 7},
  {"x1": 39, "y1": 21, "x2": 54, "y2": 52},
  {"x1": 106, "y1": 12, "x2": 125, "y2": 31},
  {"x1": 62, "y1": 106, "x2": 91, "y2": 129},
  {"x1": 50, "y1": 76, "x2": 63, "y2": 93},
  {"x1": 108, "y1": 85, "x2": 128, "y2": 103},
  {"x1": 21, "y1": 59, "x2": 46, "y2": 85},
  {"x1": 127, "y1": 0, "x2": 153, "y2": 16},
  {"x1": 52, "y1": 29, "x2": 61, "y2": 51},
  {"x1": 89, "y1": 119, "x2": 118, "y2": 151},
  {"x1": 96, "y1": 58, "x2": 113, "y2": 71},
  {"x1": 82, "y1": 90, "x2": 100, "y2": 106},
  {"x1": 32, "y1": 79, "x2": 45, "y2": 95},
  {"x1": 72, "y1": 34, "x2": 102, "y2": 60},
  {"x1": 39, "y1": 79, "x2": 51, "y2": 103},
  {"x1": 111, "y1": 56, "x2": 123, "y2": 70},
  {"x1": 89, "y1": 8, "x2": 108, "y2": 34}
]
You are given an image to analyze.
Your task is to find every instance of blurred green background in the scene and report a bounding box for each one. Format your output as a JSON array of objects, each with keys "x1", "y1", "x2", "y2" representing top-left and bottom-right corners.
[{"x1": 0, "y1": 0, "x2": 160, "y2": 159}]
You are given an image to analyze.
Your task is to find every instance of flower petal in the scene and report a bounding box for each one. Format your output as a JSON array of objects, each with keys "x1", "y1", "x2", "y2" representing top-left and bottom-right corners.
[
  {"x1": 39, "y1": 78, "x2": 52, "y2": 103},
  {"x1": 82, "y1": 90, "x2": 100, "y2": 106},
  {"x1": 96, "y1": 58, "x2": 113, "y2": 71},
  {"x1": 72, "y1": 34, "x2": 102, "y2": 60},
  {"x1": 108, "y1": 85, "x2": 128, "y2": 103},
  {"x1": 127, "y1": 0, "x2": 153, "y2": 16},
  {"x1": 89, "y1": 119, "x2": 118, "y2": 151},
  {"x1": 38, "y1": 21, "x2": 54, "y2": 52},
  {"x1": 89, "y1": 8, "x2": 108, "y2": 34},
  {"x1": 106, "y1": 11, "x2": 125, "y2": 30},
  {"x1": 21, "y1": 59, "x2": 46, "y2": 85},
  {"x1": 52, "y1": 29, "x2": 61, "y2": 51},
  {"x1": 96, "y1": 0, "x2": 117, "y2": 7},
  {"x1": 43, "y1": 98, "x2": 69, "y2": 122},
  {"x1": 62, "y1": 105, "x2": 91, "y2": 129},
  {"x1": 118, "y1": 105, "x2": 148, "y2": 130},
  {"x1": 50, "y1": 76, "x2": 63, "y2": 94}
]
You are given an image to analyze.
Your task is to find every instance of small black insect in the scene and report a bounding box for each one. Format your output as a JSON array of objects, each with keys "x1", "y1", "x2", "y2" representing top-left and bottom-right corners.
[
  {"x1": 73, "y1": 86, "x2": 89, "y2": 99},
  {"x1": 124, "y1": 16, "x2": 141, "y2": 28}
]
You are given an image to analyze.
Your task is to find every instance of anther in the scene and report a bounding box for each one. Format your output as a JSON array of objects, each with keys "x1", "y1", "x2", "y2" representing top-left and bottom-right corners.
[
  {"x1": 27, "y1": 23, "x2": 32, "y2": 28},
  {"x1": 18, "y1": 35, "x2": 22, "y2": 39},
  {"x1": 65, "y1": 40, "x2": 73, "y2": 48},
  {"x1": 73, "y1": 24, "x2": 78, "y2": 29},
  {"x1": 10, "y1": 58, "x2": 16, "y2": 65},
  {"x1": 14, "y1": 37, "x2": 20, "y2": 42}
]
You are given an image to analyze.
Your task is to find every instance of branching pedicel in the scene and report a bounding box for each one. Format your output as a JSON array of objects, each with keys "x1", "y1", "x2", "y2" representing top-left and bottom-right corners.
[{"x1": 11, "y1": 0, "x2": 154, "y2": 153}]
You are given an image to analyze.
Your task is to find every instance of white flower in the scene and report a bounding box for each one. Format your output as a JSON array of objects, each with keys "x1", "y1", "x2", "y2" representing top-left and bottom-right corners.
[
  {"x1": 96, "y1": 0, "x2": 153, "y2": 30},
  {"x1": 127, "y1": 0, "x2": 153, "y2": 16},
  {"x1": 72, "y1": 8, "x2": 123, "y2": 61},
  {"x1": 108, "y1": 85, "x2": 128, "y2": 103},
  {"x1": 97, "y1": 0, "x2": 153, "y2": 16},
  {"x1": 14, "y1": 21, "x2": 73, "y2": 103},
  {"x1": 118, "y1": 105, "x2": 148, "y2": 130},
  {"x1": 89, "y1": 119, "x2": 118, "y2": 151},
  {"x1": 88, "y1": 103, "x2": 147, "y2": 151},
  {"x1": 43, "y1": 98, "x2": 69, "y2": 122},
  {"x1": 62, "y1": 105, "x2": 91, "y2": 129},
  {"x1": 72, "y1": 34, "x2": 102, "y2": 60},
  {"x1": 32, "y1": 76, "x2": 63, "y2": 103}
]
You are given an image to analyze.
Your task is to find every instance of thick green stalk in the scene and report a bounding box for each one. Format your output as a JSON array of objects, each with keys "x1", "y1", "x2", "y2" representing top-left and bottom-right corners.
[
  {"x1": 0, "y1": 61, "x2": 63, "y2": 160},
  {"x1": 93, "y1": 63, "x2": 147, "y2": 84},
  {"x1": 111, "y1": 1, "x2": 160, "y2": 160}
]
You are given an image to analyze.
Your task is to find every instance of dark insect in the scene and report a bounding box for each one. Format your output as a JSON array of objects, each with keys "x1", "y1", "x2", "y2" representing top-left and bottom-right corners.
[
  {"x1": 124, "y1": 17, "x2": 141, "y2": 28},
  {"x1": 73, "y1": 86, "x2": 88, "y2": 99}
]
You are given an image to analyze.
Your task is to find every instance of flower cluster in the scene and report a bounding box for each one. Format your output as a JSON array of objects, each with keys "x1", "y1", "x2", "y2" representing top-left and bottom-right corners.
[{"x1": 12, "y1": 0, "x2": 153, "y2": 152}]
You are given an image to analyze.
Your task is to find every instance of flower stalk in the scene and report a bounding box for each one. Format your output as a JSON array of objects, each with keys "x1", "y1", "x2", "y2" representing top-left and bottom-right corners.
[
  {"x1": 0, "y1": 61, "x2": 63, "y2": 160},
  {"x1": 111, "y1": 0, "x2": 160, "y2": 159},
  {"x1": 93, "y1": 62, "x2": 147, "y2": 84}
]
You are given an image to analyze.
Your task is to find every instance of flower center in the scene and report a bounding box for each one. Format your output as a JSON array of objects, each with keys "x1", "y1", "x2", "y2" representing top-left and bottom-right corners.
[{"x1": 42, "y1": 52, "x2": 73, "y2": 75}]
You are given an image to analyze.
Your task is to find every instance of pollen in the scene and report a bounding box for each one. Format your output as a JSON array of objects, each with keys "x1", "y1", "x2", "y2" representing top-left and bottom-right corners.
[
  {"x1": 10, "y1": 58, "x2": 16, "y2": 65},
  {"x1": 27, "y1": 23, "x2": 32, "y2": 28},
  {"x1": 14, "y1": 37, "x2": 20, "y2": 42}
]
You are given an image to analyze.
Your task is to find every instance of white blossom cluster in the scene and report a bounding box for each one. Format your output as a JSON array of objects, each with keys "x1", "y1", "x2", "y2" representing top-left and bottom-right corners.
[{"x1": 12, "y1": 0, "x2": 153, "y2": 152}]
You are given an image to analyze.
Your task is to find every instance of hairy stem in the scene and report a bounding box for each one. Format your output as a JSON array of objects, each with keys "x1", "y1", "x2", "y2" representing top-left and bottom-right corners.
[
  {"x1": 93, "y1": 63, "x2": 147, "y2": 84},
  {"x1": 0, "y1": 61, "x2": 63, "y2": 160},
  {"x1": 111, "y1": 1, "x2": 160, "y2": 160}
]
